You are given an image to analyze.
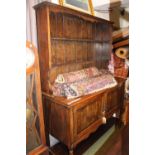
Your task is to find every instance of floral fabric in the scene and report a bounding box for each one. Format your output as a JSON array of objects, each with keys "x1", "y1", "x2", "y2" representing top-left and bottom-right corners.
[
  {"x1": 55, "y1": 67, "x2": 101, "y2": 84},
  {"x1": 113, "y1": 54, "x2": 129, "y2": 79},
  {"x1": 52, "y1": 70, "x2": 117, "y2": 99}
]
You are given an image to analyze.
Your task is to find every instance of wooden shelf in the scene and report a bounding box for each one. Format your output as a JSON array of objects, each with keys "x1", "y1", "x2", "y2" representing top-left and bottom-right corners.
[
  {"x1": 113, "y1": 39, "x2": 129, "y2": 49},
  {"x1": 51, "y1": 37, "x2": 110, "y2": 43}
]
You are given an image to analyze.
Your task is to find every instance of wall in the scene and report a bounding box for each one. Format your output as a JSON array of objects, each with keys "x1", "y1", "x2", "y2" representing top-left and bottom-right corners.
[
  {"x1": 26, "y1": 0, "x2": 38, "y2": 47},
  {"x1": 93, "y1": 0, "x2": 129, "y2": 29},
  {"x1": 119, "y1": 7, "x2": 129, "y2": 28},
  {"x1": 95, "y1": 11, "x2": 110, "y2": 21},
  {"x1": 109, "y1": 6, "x2": 129, "y2": 29},
  {"x1": 93, "y1": 0, "x2": 110, "y2": 20},
  {"x1": 92, "y1": 0, "x2": 110, "y2": 8}
]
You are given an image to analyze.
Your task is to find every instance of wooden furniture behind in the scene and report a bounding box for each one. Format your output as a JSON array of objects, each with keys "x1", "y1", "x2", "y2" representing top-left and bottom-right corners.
[
  {"x1": 26, "y1": 41, "x2": 49, "y2": 155},
  {"x1": 122, "y1": 98, "x2": 129, "y2": 125},
  {"x1": 112, "y1": 27, "x2": 129, "y2": 49},
  {"x1": 34, "y1": 2, "x2": 125, "y2": 155},
  {"x1": 112, "y1": 28, "x2": 129, "y2": 125}
]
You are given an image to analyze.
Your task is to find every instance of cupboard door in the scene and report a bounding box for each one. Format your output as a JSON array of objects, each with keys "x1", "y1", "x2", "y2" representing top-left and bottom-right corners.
[
  {"x1": 101, "y1": 94, "x2": 107, "y2": 117},
  {"x1": 117, "y1": 82, "x2": 125, "y2": 115},
  {"x1": 105, "y1": 88, "x2": 119, "y2": 117},
  {"x1": 73, "y1": 96, "x2": 102, "y2": 140},
  {"x1": 118, "y1": 82, "x2": 125, "y2": 107}
]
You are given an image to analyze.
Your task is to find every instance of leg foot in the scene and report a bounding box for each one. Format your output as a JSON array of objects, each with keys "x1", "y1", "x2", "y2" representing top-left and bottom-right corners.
[{"x1": 69, "y1": 149, "x2": 73, "y2": 155}]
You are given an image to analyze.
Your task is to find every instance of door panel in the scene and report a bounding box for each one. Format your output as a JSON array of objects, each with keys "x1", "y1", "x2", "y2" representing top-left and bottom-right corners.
[
  {"x1": 73, "y1": 96, "x2": 102, "y2": 139},
  {"x1": 105, "y1": 88, "x2": 118, "y2": 116}
]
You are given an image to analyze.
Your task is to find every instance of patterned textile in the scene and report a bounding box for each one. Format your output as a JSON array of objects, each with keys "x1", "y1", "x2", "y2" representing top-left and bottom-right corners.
[
  {"x1": 55, "y1": 67, "x2": 101, "y2": 84},
  {"x1": 100, "y1": 69, "x2": 112, "y2": 75},
  {"x1": 108, "y1": 53, "x2": 114, "y2": 74},
  {"x1": 108, "y1": 53, "x2": 129, "y2": 79},
  {"x1": 114, "y1": 67, "x2": 128, "y2": 79},
  {"x1": 52, "y1": 71, "x2": 117, "y2": 99},
  {"x1": 113, "y1": 54, "x2": 125, "y2": 68},
  {"x1": 113, "y1": 54, "x2": 129, "y2": 78}
]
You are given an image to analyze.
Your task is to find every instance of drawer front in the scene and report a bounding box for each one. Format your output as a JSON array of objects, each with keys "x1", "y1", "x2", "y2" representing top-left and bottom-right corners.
[{"x1": 73, "y1": 96, "x2": 102, "y2": 139}]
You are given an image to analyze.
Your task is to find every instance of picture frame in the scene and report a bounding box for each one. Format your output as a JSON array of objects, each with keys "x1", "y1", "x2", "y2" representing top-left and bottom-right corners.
[{"x1": 59, "y1": 0, "x2": 94, "y2": 15}]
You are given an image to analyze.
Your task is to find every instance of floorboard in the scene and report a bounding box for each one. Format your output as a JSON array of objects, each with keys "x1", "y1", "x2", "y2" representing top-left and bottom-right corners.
[{"x1": 49, "y1": 118, "x2": 129, "y2": 155}]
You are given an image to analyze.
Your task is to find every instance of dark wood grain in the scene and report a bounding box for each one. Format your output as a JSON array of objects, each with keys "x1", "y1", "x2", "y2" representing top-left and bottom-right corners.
[
  {"x1": 34, "y1": 2, "x2": 125, "y2": 155},
  {"x1": 113, "y1": 39, "x2": 129, "y2": 49},
  {"x1": 35, "y1": 2, "x2": 112, "y2": 87}
]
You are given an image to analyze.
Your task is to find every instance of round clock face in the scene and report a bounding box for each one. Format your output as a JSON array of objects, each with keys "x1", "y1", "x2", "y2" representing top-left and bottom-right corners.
[{"x1": 26, "y1": 47, "x2": 35, "y2": 69}]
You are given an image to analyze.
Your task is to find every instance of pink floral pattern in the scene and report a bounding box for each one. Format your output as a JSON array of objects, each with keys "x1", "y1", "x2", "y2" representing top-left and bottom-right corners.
[
  {"x1": 55, "y1": 67, "x2": 101, "y2": 84},
  {"x1": 52, "y1": 69, "x2": 117, "y2": 99}
]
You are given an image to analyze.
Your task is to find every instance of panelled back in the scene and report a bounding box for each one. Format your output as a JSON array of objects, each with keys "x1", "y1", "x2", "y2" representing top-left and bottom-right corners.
[{"x1": 35, "y1": 2, "x2": 113, "y2": 92}]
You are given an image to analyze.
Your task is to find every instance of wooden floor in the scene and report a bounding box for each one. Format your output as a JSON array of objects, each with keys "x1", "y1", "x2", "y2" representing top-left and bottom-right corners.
[{"x1": 49, "y1": 118, "x2": 129, "y2": 155}]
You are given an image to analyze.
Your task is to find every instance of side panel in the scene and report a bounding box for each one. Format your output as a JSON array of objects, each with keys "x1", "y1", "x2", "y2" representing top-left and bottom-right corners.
[{"x1": 43, "y1": 97, "x2": 73, "y2": 148}]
